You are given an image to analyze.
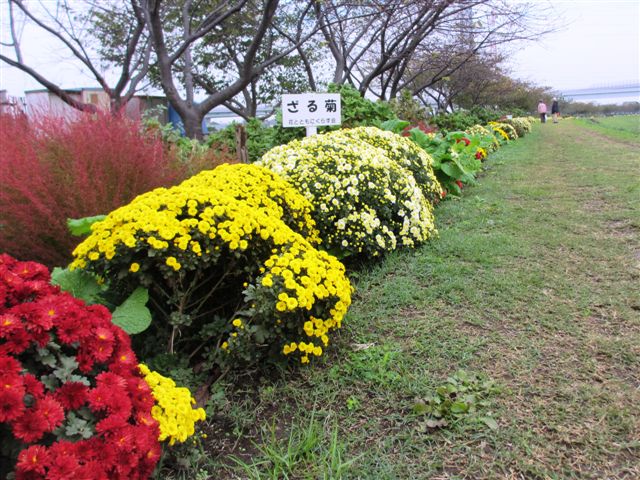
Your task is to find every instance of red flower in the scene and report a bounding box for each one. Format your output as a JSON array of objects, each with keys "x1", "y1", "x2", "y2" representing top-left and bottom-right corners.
[
  {"x1": 456, "y1": 137, "x2": 471, "y2": 146},
  {"x1": 96, "y1": 371, "x2": 128, "y2": 389},
  {"x1": 96, "y1": 413, "x2": 129, "y2": 434},
  {"x1": 54, "y1": 382, "x2": 88, "y2": 410},
  {"x1": 1, "y1": 255, "x2": 161, "y2": 478},
  {"x1": 475, "y1": 151, "x2": 483, "y2": 159},
  {"x1": 87, "y1": 385, "x2": 110, "y2": 411},
  {"x1": 0, "y1": 355, "x2": 21, "y2": 375},
  {"x1": 0, "y1": 313, "x2": 22, "y2": 337},
  {"x1": 22, "y1": 374, "x2": 45, "y2": 400},
  {"x1": 0, "y1": 376, "x2": 26, "y2": 422},
  {"x1": 12, "y1": 410, "x2": 49, "y2": 443},
  {"x1": 15, "y1": 261, "x2": 50, "y2": 282},
  {"x1": 74, "y1": 461, "x2": 109, "y2": 480},
  {"x1": 16, "y1": 445, "x2": 49, "y2": 475},
  {"x1": 45, "y1": 452, "x2": 80, "y2": 479},
  {"x1": 455, "y1": 180, "x2": 463, "y2": 189},
  {"x1": 35, "y1": 395, "x2": 65, "y2": 431}
]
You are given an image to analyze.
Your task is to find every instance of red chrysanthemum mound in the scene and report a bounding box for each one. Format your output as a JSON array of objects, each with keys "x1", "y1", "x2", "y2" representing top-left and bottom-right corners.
[{"x1": 0, "y1": 253, "x2": 160, "y2": 480}]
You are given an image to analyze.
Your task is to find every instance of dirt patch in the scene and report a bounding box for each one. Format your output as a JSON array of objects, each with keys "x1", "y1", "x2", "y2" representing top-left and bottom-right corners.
[
  {"x1": 606, "y1": 219, "x2": 640, "y2": 237},
  {"x1": 580, "y1": 127, "x2": 640, "y2": 149}
]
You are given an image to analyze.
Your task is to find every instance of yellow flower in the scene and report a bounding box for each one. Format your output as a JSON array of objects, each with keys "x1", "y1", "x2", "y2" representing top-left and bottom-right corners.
[
  {"x1": 139, "y1": 364, "x2": 206, "y2": 445},
  {"x1": 232, "y1": 318, "x2": 243, "y2": 328},
  {"x1": 129, "y1": 262, "x2": 140, "y2": 273}
]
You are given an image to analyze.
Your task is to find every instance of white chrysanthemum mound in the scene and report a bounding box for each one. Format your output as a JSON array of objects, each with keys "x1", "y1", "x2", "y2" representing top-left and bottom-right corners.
[
  {"x1": 337, "y1": 127, "x2": 443, "y2": 204},
  {"x1": 258, "y1": 128, "x2": 440, "y2": 257}
]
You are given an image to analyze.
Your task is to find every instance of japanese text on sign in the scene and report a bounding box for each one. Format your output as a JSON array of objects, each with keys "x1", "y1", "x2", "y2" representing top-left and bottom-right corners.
[{"x1": 281, "y1": 93, "x2": 341, "y2": 128}]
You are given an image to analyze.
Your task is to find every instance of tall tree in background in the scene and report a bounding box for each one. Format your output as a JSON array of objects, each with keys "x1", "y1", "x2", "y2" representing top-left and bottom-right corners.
[
  {"x1": 0, "y1": 0, "x2": 152, "y2": 112},
  {"x1": 139, "y1": 0, "x2": 322, "y2": 138},
  {"x1": 189, "y1": 0, "x2": 322, "y2": 120},
  {"x1": 315, "y1": 0, "x2": 554, "y2": 101}
]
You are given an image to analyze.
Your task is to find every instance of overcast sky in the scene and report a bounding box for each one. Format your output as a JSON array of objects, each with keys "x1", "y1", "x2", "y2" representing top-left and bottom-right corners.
[
  {"x1": 1, "y1": 1, "x2": 639, "y2": 98},
  {"x1": 508, "y1": 0, "x2": 640, "y2": 90}
]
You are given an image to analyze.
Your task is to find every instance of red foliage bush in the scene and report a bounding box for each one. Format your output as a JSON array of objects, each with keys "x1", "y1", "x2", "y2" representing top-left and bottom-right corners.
[{"x1": 0, "y1": 112, "x2": 185, "y2": 267}]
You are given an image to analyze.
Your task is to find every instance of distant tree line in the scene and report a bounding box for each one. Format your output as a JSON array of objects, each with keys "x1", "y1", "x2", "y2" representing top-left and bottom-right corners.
[
  {"x1": 2, "y1": 0, "x2": 556, "y2": 137},
  {"x1": 560, "y1": 101, "x2": 640, "y2": 116}
]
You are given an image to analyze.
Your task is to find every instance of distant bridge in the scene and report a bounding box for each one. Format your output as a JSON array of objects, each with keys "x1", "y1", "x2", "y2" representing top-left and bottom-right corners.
[{"x1": 560, "y1": 82, "x2": 640, "y2": 103}]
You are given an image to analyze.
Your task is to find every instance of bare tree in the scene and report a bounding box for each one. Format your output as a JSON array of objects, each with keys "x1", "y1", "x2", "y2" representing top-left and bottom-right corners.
[
  {"x1": 190, "y1": 0, "x2": 322, "y2": 121},
  {"x1": 315, "y1": 0, "x2": 556, "y2": 101},
  {"x1": 140, "y1": 0, "x2": 322, "y2": 138},
  {"x1": 0, "y1": 0, "x2": 153, "y2": 112}
]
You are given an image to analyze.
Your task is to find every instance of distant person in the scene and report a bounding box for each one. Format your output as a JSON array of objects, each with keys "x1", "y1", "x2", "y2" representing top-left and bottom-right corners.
[
  {"x1": 551, "y1": 98, "x2": 560, "y2": 123},
  {"x1": 537, "y1": 100, "x2": 547, "y2": 123}
]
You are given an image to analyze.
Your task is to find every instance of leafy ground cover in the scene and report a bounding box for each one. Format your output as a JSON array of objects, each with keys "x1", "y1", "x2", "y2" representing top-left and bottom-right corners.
[{"x1": 165, "y1": 117, "x2": 639, "y2": 479}]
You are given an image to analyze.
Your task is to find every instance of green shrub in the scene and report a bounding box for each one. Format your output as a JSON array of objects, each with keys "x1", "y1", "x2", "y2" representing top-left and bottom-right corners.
[
  {"x1": 258, "y1": 127, "x2": 439, "y2": 258},
  {"x1": 71, "y1": 164, "x2": 352, "y2": 367},
  {"x1": 405, "y1": 129, "x2": 483, "y2": 197},
  {"x1": 388, "y1": 90, "x2": 430, "y2": 124},
  {"x1": 465, "y1": 124, "x2": 500, "y2": 152},
  {"x1": 206, "y1": 118, "x2": 283, "y2": 164},
  {"x1": 431, "y1": 111, "x2": 482, "y2": 132},
  {"x1": 207, "y1": 84, "x2": 398, "y2": 162},
  {"x1": 327, "y1": 84, "x2": 397, "y2": 128}
]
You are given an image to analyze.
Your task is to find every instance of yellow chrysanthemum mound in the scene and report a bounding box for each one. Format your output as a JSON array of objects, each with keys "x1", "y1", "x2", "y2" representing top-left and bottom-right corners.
[
  {"x1": 180, "y1": 163, "x2": 319, "y2": 244},
  {"x1": 258, "y1": 128, "x2": 439, "y2": 258},
  {"x1": 139, "y1": 364, "x2": 205, "y2": 446},
  {"x1": 500, "y1": 117, "x2": 532, "y2": 137},
  {"x1": 337, "y1": 127, "x2": 443, "y2": 204},
  {"x1": 488, "y1": 121, "x2": 519, "y2": 141},
  {"x1": 465, "y1": 124, "x2": 500, "y2": 151},
  {"x1": 71, "y1": 164, "x2": 351, "y2": 365}
]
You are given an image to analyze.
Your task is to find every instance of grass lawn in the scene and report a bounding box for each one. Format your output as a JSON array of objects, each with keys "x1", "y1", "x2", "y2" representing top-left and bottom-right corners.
[{"x1": 163, "y1": 116, "x2": 640, "y2": 479}]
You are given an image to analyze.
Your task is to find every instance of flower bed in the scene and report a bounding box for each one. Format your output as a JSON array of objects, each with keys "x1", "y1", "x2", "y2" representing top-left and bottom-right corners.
[{"x1": 0, "y1": 254, "x2": 160, "y2": 479}]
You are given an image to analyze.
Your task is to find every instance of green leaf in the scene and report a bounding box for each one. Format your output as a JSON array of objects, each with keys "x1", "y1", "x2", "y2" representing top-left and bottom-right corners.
[
  {"x1": 412, "y1": 402, "x2": 430, "y2": 415},
  {"x1": 380, "y1": 119, "x2": 410, "y2": 134},
  {"x1": 441, "y1": 162, "x2": 465, "y2": 179},
  {"x1": 111, "y1": 287, "x2": 152, "y2": 334},
  {"x1": 51, "y1": 267, "x2": 104, "y2": 304},
  {"x1": 53, "y1": 355, "x2": 79, "y2": 382},
  {"x1": 479, "y1": 416, "x2": 499, "y2": 430},
  {"x1": 64, "y1": 412, "x2": 94, "y2": 439},
  {"x1": 450, "y1": 401, "x2": 470, "y2": 414},
  {"x1": 409, "y1": 128, "x2": 433, "y2": 149},
  {"x1": 67, "y1": 215, "x2": 106, "y2": 236}
]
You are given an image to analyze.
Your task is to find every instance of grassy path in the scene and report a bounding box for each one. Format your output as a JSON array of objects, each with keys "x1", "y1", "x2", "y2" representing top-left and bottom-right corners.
[{"x1": 199, "y1": 118, "x2": 640, "y2": 480}]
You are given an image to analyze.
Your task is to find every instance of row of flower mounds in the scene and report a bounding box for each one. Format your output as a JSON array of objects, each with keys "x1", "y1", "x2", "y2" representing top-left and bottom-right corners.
[
  {"x1": 69, "y1": 126, "x2": 445, "y2": 371},
  {"x1": 1, "y1": 116, "x2": 533, "y2": 478}
]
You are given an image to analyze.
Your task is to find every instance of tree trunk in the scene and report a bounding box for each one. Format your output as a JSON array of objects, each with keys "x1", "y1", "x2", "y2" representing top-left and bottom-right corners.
[{"x1": 182, "y1": 110, "x2": 204, "y2": 139}]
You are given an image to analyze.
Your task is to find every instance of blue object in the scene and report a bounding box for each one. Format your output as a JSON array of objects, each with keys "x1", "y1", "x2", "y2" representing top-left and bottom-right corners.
[{"x1": 167, "y1": 103, "x2": 208, "y2": 135}]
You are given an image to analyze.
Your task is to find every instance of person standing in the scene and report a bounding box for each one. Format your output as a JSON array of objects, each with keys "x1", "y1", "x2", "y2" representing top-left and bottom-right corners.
[
  {"x1": 551, "y1": 98, "x2": 560, "y2": 123},
  {"x1": 537, "y1": 100, "x2": 547, "y2": 123}
]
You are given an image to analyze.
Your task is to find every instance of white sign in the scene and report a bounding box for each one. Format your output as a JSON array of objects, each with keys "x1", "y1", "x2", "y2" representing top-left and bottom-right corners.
[{"x1": 281, "y1": 93, "x2": 341, "y2": 130}]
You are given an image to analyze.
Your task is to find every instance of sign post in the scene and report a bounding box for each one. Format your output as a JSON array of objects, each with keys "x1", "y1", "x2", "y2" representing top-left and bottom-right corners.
[{"x1": 281, "y1": 93, "x2": 341, "y2": 136}]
